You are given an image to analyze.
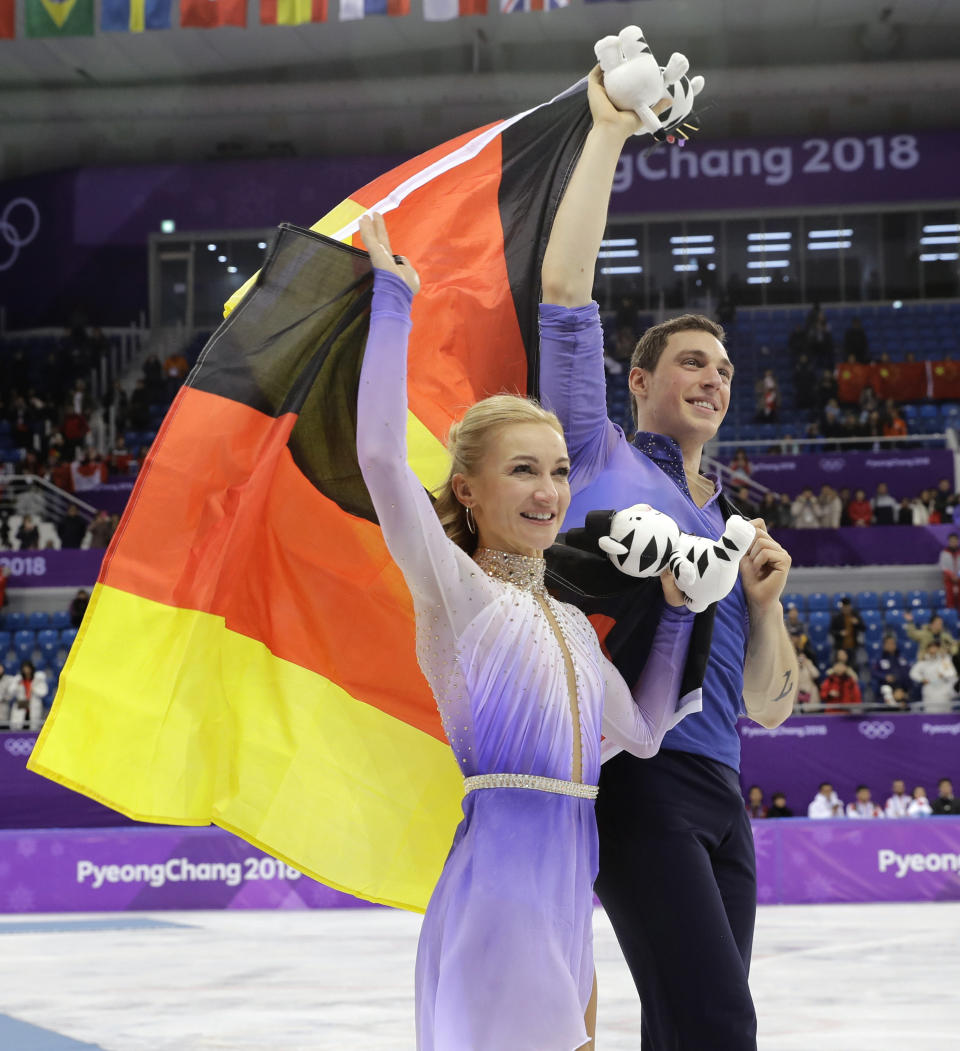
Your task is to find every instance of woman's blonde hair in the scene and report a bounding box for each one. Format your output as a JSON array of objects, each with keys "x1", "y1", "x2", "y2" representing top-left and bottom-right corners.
[{"x1": 434, "y1": 394, "x2": 565, "y2": 553}]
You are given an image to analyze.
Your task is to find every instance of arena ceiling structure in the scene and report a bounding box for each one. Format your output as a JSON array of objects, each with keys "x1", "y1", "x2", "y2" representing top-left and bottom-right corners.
[{"x1": 1, "y1": 0, "x2": 959, "y2": 180}]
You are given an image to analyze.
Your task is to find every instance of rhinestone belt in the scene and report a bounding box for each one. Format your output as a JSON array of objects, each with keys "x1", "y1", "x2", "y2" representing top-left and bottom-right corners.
[{"x1": 463, "y1": 773, "x2": 599, "y2": 799}]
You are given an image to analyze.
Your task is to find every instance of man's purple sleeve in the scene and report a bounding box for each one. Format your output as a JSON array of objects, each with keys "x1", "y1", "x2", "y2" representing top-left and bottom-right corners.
[{"x1": 538, "y1": 301, "x2": 619, "y2": 493}]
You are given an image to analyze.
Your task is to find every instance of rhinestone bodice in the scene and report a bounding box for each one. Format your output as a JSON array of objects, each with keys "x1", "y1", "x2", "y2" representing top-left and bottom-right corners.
[{"x1": 474, "y1": 548, "x2": 547, "y2": 593}]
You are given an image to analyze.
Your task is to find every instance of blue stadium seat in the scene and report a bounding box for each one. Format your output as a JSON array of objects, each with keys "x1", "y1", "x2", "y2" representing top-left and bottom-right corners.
[
  {"x1": 855, "y1": 591, "x2": 879, "y2": 610},
  {"x1": 880, "y1": 590, "x2": 904, "y2": 609},
  {"x1": 807, "y1": 592, "x2": 830, "y2": 611},
  {"x1": 866, "y1": 639, "x2": 884, "y2": 660},
  {"x1": 59, "y1": 627, "x2": 78, "y2": 648},
  {"x1": 884, "y1": 608, "x2": 905, "y2": 630},
  {"x1": 4, "y1": 611, "x2": 26, "y2": 631},
  {"x1": 906, "y1": 590, "x2": 930, "y2": 609},
  {"x1": 808, "y1": 610, "x2": 832, "y2": 631},
  {"x1": 911, "y1": 609, "x2": 932, "y2": 626},
  {"x1": 0, "y1": 629, "x2": 11, "y2": 655},
  {"x1": 933, "y1": 589, "x2": 948, "y2": 608},
  {"x1": 782, "y1": 592, "x2": 804, "y2": 611},
  {"x1": 49, "y1": 610, "x2": 71, "y2": 630},
  {"x1": 27, "y1": 611, "x2": 49, "y2": 630},
  {"x1": 861, "y1": 609, "x2": 883, "y2": 628},
  {"x1": 902, "y1": 639, "x2": 918, "y2": 661},
  {"x1": 937, "y1": 608, "x2": 959, "y2": 633}
]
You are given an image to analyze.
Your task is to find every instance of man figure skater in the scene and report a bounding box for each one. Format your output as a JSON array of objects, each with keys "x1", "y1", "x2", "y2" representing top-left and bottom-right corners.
[{"x1": 538, "y1": 67, "x2": 796, "y2": 1049}]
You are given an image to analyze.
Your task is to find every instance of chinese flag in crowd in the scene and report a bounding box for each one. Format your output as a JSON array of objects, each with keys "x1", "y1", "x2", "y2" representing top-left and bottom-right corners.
[
  {"x1": 875, "y1": 361, "x2": 929, "y2": 402},
  {"x1": 931, "y1": 360, "x2": 960, "y2": 401},
  {"x1": 260, "y1": 0, "x2": 326, "y2": 24},
  {"x1": 836, "y1": 362, "x2": 873, "y2": 404},
  {"x1": 30, "y1": 81, "x2": 592, "y2": 914},
  {"x1": 181, "y1": 0, "x2": 245, "y2": 28}
]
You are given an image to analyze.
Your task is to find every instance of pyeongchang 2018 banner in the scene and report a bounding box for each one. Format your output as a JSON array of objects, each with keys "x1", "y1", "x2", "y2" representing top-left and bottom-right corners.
[
  {"x1": 753, "y1": 818, "x2": 960, "y2": 905},
  {"x1": 0, "y1": 827, "x2": 368, "y2": 913}
]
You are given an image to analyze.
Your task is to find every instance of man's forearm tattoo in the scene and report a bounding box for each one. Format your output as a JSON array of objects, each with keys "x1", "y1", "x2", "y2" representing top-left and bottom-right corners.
[{"x1": 771, "y1": 669, "x2": 794, "y2": 704}]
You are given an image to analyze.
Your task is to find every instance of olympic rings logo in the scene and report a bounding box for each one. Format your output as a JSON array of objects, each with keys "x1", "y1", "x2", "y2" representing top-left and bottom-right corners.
[
  {"x1": 858, "y1": 720, "x2": 895, "y2": 740},
  {"x1": 3, "y1": 736, "x2": 37, "y2": 757},
  {"x1": 0, "y1": 198, "x2": 40, "y2": 272}
]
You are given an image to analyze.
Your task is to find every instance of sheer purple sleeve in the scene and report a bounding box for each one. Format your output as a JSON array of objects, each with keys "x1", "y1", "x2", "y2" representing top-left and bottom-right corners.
[
  {"x1": 356, "y1": 270, "x2": 491, "y2": 637},
  {"x1": 600, "y1": 606, "x2": 700, "y2": 759}
]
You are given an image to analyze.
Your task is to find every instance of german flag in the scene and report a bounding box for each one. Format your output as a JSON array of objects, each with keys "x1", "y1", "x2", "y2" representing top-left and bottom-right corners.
[{"x1": 28, "y1": 81, "x2": 591, "y2": 913}]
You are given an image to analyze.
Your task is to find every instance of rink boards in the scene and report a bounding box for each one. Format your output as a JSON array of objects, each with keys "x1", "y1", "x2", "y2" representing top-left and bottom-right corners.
[{"x1": 1, "y1": 818, "x2": 959, "y2": 913}]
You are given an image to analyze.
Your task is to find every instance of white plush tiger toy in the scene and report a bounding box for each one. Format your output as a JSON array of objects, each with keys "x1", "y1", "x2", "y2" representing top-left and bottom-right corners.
[
  {"x1": 594, "y1": 25, "x2": 704, "y2": 140},
  {"x1": 598, "y1": 504, "x2": 756, "y2": 614}
]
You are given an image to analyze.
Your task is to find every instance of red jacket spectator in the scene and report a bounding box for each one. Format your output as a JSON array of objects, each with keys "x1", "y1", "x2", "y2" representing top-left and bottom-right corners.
[
  {"x1": 847, "y1": 489, "x2": 873, "y2": 526},
  {"x1": 820, "y1": 670, "x2": 862, "y2": 713}
]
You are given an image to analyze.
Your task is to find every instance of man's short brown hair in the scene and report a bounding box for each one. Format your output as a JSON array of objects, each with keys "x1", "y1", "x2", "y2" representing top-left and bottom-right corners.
[{"x1": 628, "y1": 313, "x2": 727, "y2": 427}]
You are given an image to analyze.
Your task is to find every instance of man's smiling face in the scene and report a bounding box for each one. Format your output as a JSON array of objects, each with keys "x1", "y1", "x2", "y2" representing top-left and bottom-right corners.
[{"x1": 629, "y1": 331, "x2": 733, "y2": 447}]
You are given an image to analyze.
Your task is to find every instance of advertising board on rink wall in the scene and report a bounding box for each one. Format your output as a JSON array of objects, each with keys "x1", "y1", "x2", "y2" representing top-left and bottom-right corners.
[
  {"x1": 753, "y1": 818, "x2": 960, "y2": 905},
  {"x1": 0, "y1": 814, "x2": 958, "y2": 913}
]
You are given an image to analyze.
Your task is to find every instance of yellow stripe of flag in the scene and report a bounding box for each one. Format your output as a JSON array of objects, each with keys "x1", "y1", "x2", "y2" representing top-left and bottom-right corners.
[{"x1": 29, "y1": 584, "x2": 463, "y2": 911}]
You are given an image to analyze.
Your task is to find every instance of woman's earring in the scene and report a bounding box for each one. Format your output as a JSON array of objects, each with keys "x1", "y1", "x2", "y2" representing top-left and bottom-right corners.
[{"x1": 465, "y1": 506, "x2": 476, "y2": 534}]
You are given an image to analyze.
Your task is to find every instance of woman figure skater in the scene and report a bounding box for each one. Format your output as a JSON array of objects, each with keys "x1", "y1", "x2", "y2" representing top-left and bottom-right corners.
[{"x1": 356, "y1": 212, "x2": 699, "y2": 1051}]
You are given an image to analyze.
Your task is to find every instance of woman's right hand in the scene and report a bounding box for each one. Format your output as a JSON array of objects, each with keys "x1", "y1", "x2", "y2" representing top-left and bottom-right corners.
[{"x1": 358, "y1": 212, "x2": 421, "y2": 295}]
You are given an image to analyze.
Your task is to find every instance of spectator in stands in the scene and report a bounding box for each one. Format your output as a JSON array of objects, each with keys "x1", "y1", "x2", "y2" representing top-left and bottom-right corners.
[
  {"x1": 3, "y1": 660, "x2": 48, "y2": 731},
  {"x1": 816, "y1": 371, "x2": 839, "y2": 413},
  {"x1": 933, "y1": 478, "x2": 958, "y2": 524},
  {"x1": 904, "y1": 611, "x2": 958, "y2": 660},
  {"x1": 808, "y1": 783, "x2": 844, "y2": 818},
  {"x1": 884, "y1": 779, "x2": 911, "y2": 819},
  {"x1": 142, "y1": 355, "x2": 164, "y2": 402},
  {"x1": 47, "y1": 450, "x2": 74, "y2": 494},
  {"x1": 16, "y1": 515, "x2": 40, "y2": 550},
  {"x1": 820, "y1": 397, "x2": 842, "y2": 444},
  {"x1": 871, "y1": 482, "x2": 897, "y2": 525},
  {"x1": 846, "y1": 488, "x2": 873, "y2": 527},
  {"x1": 843, "y1": 317, "x2": 870, "y2": 364},
  {"x1": 911, "y1": 488, "x2": 933, "y2": 525},
  {"x1": 766, "y1": 792, "x2": 794, "y2": 818},
  {"x1": 86, "y1": 510, "x2": 113, "y2": 549},
  {"x1": 896, "y1": 497, "x2": 914, "y2": 525},
  {"x1": 872, "y1": 634, "x2": 911, "y2": 700},
  {"x1": 790, "y1": 487, "x2": 820, "y2": 529},
  {"x1": 907, "y1": 786, "x2": 933, "y2": 817},
  {"x1": 57, "y1": 504, "x2": 87, "y2": 549},
  {"x1": 61, "y1": 402, "x2": 90, "y2": 460},
  {"x1": 837, "y1": 487, "x2": 853, "y2": 526},
  {"x1": 846, "y1": 785, "x2": 883, "y2": 819},
  {"x1": 103, "y1": 380, "x2": 130, "y2": 434},
  {"x1": 885, "y1": 684, "x2": 910, "y2": 710},
  {"x1": 69, "y1": 588, "x2": 90, "y2": 629},
  {"x1": 760, "y1": 491, "x2": 788, "y2": 530},
  {"x1": 806, "y1": 309, "x2": 834, "y2": 368},
  {"x1": 792, "y1": 634, "x2": 820, "y2": 711},
  {"x1": 15, "y1": 478, "x2": 46, "y2": 520},
  {"x1": 109, "y1": 435, "x2": 133, "y2": 475},
  {"x1": 728, "y1": 448, "x2": 751, "y2": 486},
  {"x1": 931, "y1": 778, "x2": 960, "y2": 815},
  {"x1": 754, "y1": 369, "x2": 780, "y2": 423},
  {"x1": 745, "y1": 786, "x2": 767, "y2": 819},
  {"x1": 840, "y1": 412, "x2": 866, "y2": 451},
  {"x1": 820, "y1": 648, "x2": 862, "y2": 712},
  {"x1": 831, "y1": 597, "x2": 865, "y2": 656},
  {"x1": 0, "y1": 564, "x2": 9, "y2": 609},
  {"x1": 733, "y1": 484, "x2": 759, "y2": 521},
  {"x1": 908, "y1": 641, "x2": 957, "y2": 713},
  {"x1": 882, "y1": 404, "x2": 908, "y2": 438},
  {"x1": 939, "y1": 533, "x2": 960, "y2": 612},
  {"x1": 784, "y1": 604, "x2": 807, "y2": 639},
  {"x1": 815, "y1": 484, "x2": 842, "y2": 529}
]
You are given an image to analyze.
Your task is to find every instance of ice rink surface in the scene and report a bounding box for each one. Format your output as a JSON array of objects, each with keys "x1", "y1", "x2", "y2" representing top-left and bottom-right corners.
[{"x1": 2, "y1": 901, "x2": 958, "y2": 1050}]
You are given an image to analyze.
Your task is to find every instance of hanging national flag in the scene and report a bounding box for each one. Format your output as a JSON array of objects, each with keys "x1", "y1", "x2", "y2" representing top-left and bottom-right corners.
[
  {"x1": 261, "y1": 0, "x2": 327, "y2": 24},
  {"x1": 0, "y1": 0, "x2": 14, "y2": 39},
  {"x1": 29, "y1": 79, "x2": 592, "y2": 914},
  {"x1": 180, "y1": 0, "x2": 245, "y2": 28},
  {"x1": 24, "y1": 0, "x2": 94, "y2": 37},
  {"x1": 339, "y1": 0, "x2": 409, "y2": 20},
  {"x1": 423, "y1": 0, "x2": 486, "y2": 21},
  {"x1": 101, "y1": 0, "x2": 171, "y2": 31},
  {"x1": 500, "y1": 0, "x2": 568, "y2": 12}
]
